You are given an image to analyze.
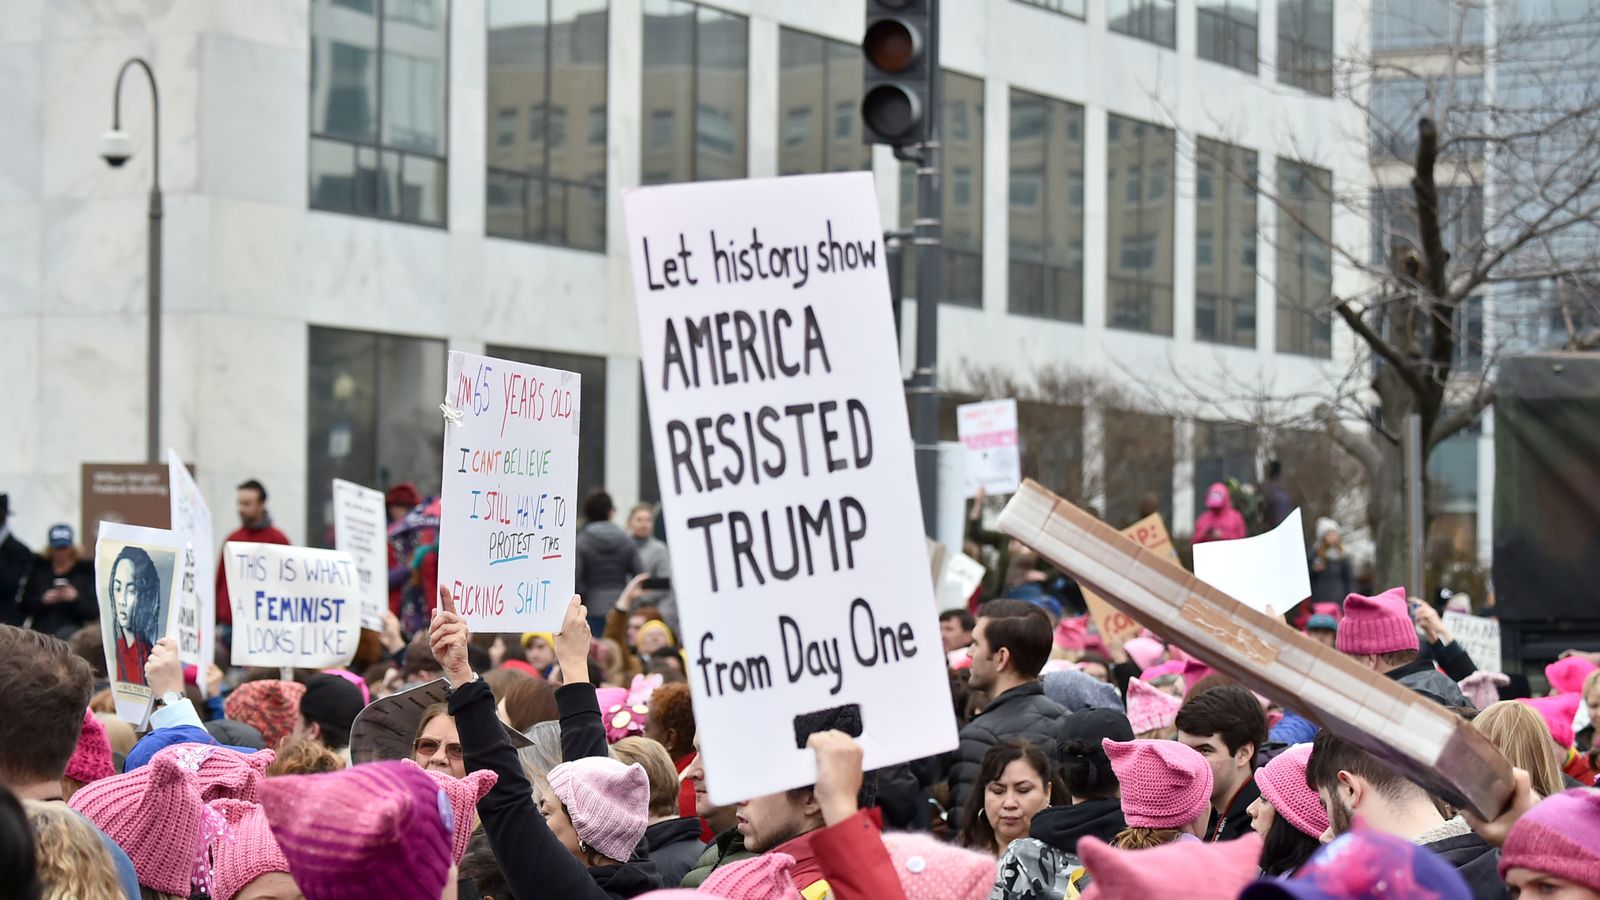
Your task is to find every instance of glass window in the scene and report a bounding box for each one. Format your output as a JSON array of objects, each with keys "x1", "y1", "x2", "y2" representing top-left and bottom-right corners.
[
  {"x1": 486, "y1": 0, "x2": 608, "y2": 251},
  {"x1": 310, "y1": 0, "x2": 448, "y2": 225},
  {"x1": 777, "y1": 29, "x2": 871, "y2": 176},
  {"x1": 1369, "y1": 75, "x2": 1485, "y2": 161},
  {"x1": 641, "y1": 0, "x2": 748, "y2": 184},
  {"x1": 487, "y1": 346, "x2": 609, "y2": 503},
  {"x1": 1197, "y1": 0, "x2": 1258, "y2": 73},
  {"x1": 1014, "y1": 0, "x2": 1086, "y2": 19},
  {"x1": 1106, "y1": 114, "x2": 1176, "y2": 335},
  {"x1": 899, "y1": 71, "x2": 985, "y2": 307},
  {"x1": 1193, "y1": 421, "x2": 1258, "y2": 516},
  {"x1": 1103, "y1": 410, "x2": 1174, "y2": 527},
  {"x1": 1277, "y1": 159, "x2": 1333, "y2": 358},
  {"x1": 307, "y1": 327, "x2": 446, "y2": 545},
  {"x1": 1195, "y1": 138, "x2": 1258, "y2": 347},
  {"x1": 1372, "y1": 0, "x2": 1483, "y2": 51},
  {"x1": 1009, "y1": 90, "x2": 1085, "y2": 322},
  {"x1": 1108, "y1": 0, "x2": 1177, "y2": 48},
  {"x1": 1278, "y1": 0, "x2": 1333, "y2": 96}
]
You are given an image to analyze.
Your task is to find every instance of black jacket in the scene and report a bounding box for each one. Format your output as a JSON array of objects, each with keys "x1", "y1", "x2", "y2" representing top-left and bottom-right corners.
[
  {"x1": 575, "y1": 522, "x2": 644, "y2": 617},
  {"x1": 1426, "y1": 831, "x2": 1509, "y2": 900},
  {"x1": 20, "y1": 557, "x2": 99, "y2": 637},
  {"x1": 1387, "y1": 657, "x2": 1471, "y2": 707},
  {"x1": 1307, "y1": 552, "x2": 1354, "y2": 605},
  {"x1": 947, "y1": 681, "x2": 1074, "y2": 821},
  {"x1": 0, "y1": 533, "x2": 32, "y2": 626},
  {"x1": 1419, "y1": 638, "x2": 1478, "y2": 682},
  {"x1": 1030, "y1": 797, "x2": 1125, "y2": 855},
  {"x1": 644, "y1": 817, "x2": 705, "y2": 888},
  {"x1": 1205, "y1": 776, "x2": 1261, "y2": 842}
]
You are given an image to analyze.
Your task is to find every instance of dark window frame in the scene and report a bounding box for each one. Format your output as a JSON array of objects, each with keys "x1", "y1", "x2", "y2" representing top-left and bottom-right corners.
[
  {"x1": 1194, "y1": 137, "x2": 1259, "y2": 347},
  {"x1": 1277, "y1": 0, "x2": 1334, "y2": 96},
  {"x1": 777, "y1": 27, "x2": 872, "y2": 176},
  {"x1": 1008, "y1": 88, "x2": 1087, "y2": 322},
  {"x1": 1012, "y1": 0, "x2": 1087, "y2": 20},
  {"x1": 640, "y1": 0, "x2": 751, "y2": 185},
  {"x1": 1276, "y1": 158, "x2": 1334, "y2": 358},
  {"x1": 1196, "y1": 0, "x2": 1259, "y2": 73},
  {"x1": 1106, "y1": 113, "x2": 1176, "y2": 335}
]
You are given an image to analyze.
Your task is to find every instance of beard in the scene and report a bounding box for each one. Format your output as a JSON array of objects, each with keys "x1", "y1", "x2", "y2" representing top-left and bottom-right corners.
[{"x1": 1328, "y1": 792, "x2": 1355, "y2": 835}]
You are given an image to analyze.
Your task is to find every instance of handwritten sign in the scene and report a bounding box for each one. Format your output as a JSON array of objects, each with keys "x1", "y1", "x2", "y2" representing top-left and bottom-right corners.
[
  {"x1": 1193, "y1": 509, "x2": 1311, "y2": 616},
  {"x1": 332, "y1": 478, "x2": 390, "y2": 631},
  {"x1": 1444, "y1": 612, "x2": 1502, "y2": 674},
  {"x1": 1083, "y1": 514, "x2": 1180, "y2": 645},
  {"x1": 224, "y1": 543, "x2": 360, "y2": 668},
  {"x1": 938, "y1": 551, "x2": 987, "y2": 611},
  {"x1": 167, "y1": 450, "x2": 215, "y2": 693},
  {"x1": 957, "y1": 399, "x2": 1021, "y2": 496},
  {"x1": 95, "y1": 522, "x2": 181, "y2": 726},
  {"x1": 436, "y1": 352, "x2": 580, "y2": 633},
  {"x1": 624, "y1": 171, "x2": 959, "y2": 804}
]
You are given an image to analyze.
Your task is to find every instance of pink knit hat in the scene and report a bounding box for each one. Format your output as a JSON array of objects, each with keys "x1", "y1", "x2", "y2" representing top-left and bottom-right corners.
[
  {"x1": 1103, "y1": 738, "x2": 1213, "y2": 828},
  {"x1": 1335, "y1": 588, "x2": 1418, "y2": 655},
  {"x1": 260, "y1": 760, "x2": 454, "y2": 900},
  {"x1": 151, "y1": 743, "x2": 276, "y2": 803},
  {"x1": 1124, "y1": 637, "x2": 1166, "y2": 671},
  {"x1": 66, "y1": 708, "x2": 115, "y2": 785},
  {"x1": 1499, "y1": 788, "x2": 1600, "y2": 890},
  {"x1": 226, "y1": 679, "x2": 307, "y2": 749},
  {"x1": 1547, "y1": 657, "x2": 1600, "y2": 696},
  {"x1": 69, "y1": 751, "x2": 219, "y2": 895},
  {"x1": 699, "y1": 852, "x2": 803, "y2": 899},
  {"x1": 1252, "y1": 744, "x2": 1329, "y2": 839},
  {"x1": 1181, "y1": 659, "x2": 1216, "y2": 691},
  {"x1": 1079, "y1": 832, "x2": 1263, "y2": 900},
  {"x1": 548, "y1": 756, "x2": 650, "y2": 862},
  {"x1": 1460, "y1": 671, "x2": 1510, "y2": 710},
  {"x1": 882, "y1": 831, "x2": 997, "y2": 900},
  {"x1": 209, "y1": 799, "x2": 292, "y2": 900},
  {"x1": 1521, "y1": 693, "x2": 1580, "y2": 748},
  {"x1": 1054, "y1": 616, "x2": 1088, "y2": 651},
  {"x1": 1141, "y1": 660, "x2": 1186, "y2": 681},
  {"x1": 1126, "y1": 678, "x2": 1183, "y2": 735},
  {"x1": 404, "y1": 759, "x2": 498, "y2": 863}
]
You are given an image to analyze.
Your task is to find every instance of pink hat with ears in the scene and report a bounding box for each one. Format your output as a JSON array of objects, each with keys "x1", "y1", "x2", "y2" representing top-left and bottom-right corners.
[
  {"x1": 1126, "y1": 678, "x2": 1184, "y2": 735},
  {"x1": 70, "y1": 751, "x2": 221, "y2": 896},
  {"x1": 1521, "y1": 693, "x2": 1581, "y2": 749},
  {"x1": 1547, "y1": 657, "x2": 1600, "y2": 696},
  {"x1": 699, "y1": 852, "x2": 803, "y2": 900},
  {"x1": 404, "y1": 760, "x2": 498, "y2": 864},
  {"x1": 1055, "y1": 616, "x2": 1089, "y2": 651},
  {"x1": 1079, "y1": 832, "x2": 1263, "y2": 900},
  {"x1": 209, "y1": 799, "x2": 292, "y2": 900},
  {"x1": 151, "y1": 743, "x2": 277, "y2": 804},
  {"x1": 1336, "y1": 588, "x2": 1419, "y2": 655},
  {"x1": 882, "y1": 831, "x2": 997, "y2": 900},
  {"x1": 66, "y1": 709, "x2": 115, "y2": 785},
  {"x1": 1124, "y1": 637, "x2": 1166, "y2": 671},
  {"x1": 1141, "y1": 660, "x2": 1186, "y2": 681},
  {"x1": 1181, "y1": 659, "x2": 1215, "y2": 691},
  {"x1": 1252, "y1": 744, "x2": 1330, "y2": 839},
  {"x1": 1102, "y1": 738, "x2": 1213, "y2": 828}
]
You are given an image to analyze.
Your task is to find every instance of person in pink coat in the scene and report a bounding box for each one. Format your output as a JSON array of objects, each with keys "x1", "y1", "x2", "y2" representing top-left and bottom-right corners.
[{"x1": 1193, "y1": 483, "x2": 1247, "y2": 544}]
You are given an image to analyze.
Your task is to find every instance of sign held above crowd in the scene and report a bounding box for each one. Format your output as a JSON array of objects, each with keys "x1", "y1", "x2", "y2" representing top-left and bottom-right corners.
[
  {"x1": 956, "y1": 399, "x2": 1021, "y2": 497},
  {"x1": 167, "y1": 450, "x2": 215, "y2": 693},
  {"x1": 332, "y1": 478, "x2": 391, "y2": 631},
  {"x1": 95, "y1": 521, "x2": 182, "y2": 727},
  {"x1": 1192, "y1": 508, "x2": 1312, "y2": 616},
  {"x1": 224, "y1": 542, "x2": 360, "y2": 669}
]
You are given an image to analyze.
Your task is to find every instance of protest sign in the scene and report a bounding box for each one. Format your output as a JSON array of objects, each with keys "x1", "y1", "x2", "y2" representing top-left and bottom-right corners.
[
  {"x1": 1444, "y1": 612, "x2": 1502, "y2": 673},
  {"x1": 224, "y1": 542, "x2": 360, "y2": 669},
  {"x1": 95, "y1": 522, "x2": 181, "y2": 726},
  {"x1": 1193, "y1": 509, "x2": 1311, "y2": 616},
  {"x1": 624, "y1": 171, "x2": 959, "y2": 803},
  {"x1": 349, "y1": 679, "x2": 532, "y2": 765},
  {"x1": 1082, "y1": 513, "x2": 1180, "y2": 645},
  {"x1": 166, "y1": 450, "x2": 215, "y2": 693},
  {"x1": 937, "y1": 551, "x2": 987, "y2": 611},
  {"x1": 957, "y1": 399, "x2": 1021, "y2": 496},
  {"x1": 332, "y1": 478, "x2": 390, "y2": 631},
  {"x1": 436, "y1": 351, "x2": 580, "y2": 633}
]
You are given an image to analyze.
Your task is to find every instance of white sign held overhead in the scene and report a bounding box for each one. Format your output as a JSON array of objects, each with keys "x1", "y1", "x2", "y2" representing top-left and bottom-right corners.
[
  {"x1": 957, "y1": 399, "x2": 1021, "y2": 497},
  {"x1": 332, "y1": 478, "x2": 391, "y2": 631},
  {"x1": 1192, "y1": 509, "x2": 1312, "y2": 616},
  {"x1": 938, "y1": 551, "x2": 987, "y2": 611},
  {"x1": 1444, "y1": 612, "x2": 1502, "y2": 674},
  {"x1": 624, "y1": 171, "x2": 959, "y2": 804},
  {"x1": 95, "y1": 522, "x2": 183, "y2": 726},
  {"x1": 436, "y1": 351, "x2": 581, "y2": 633},
  {"x1": 167, "y1": 450, "x2": 215, "y2": 693},
  {"x1": 224, "y1": 542, "x2": 361, "y2": 669}
]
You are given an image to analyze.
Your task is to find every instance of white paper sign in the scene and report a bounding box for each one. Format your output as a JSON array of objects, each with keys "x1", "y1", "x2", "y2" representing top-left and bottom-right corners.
[
  {"x1": 624, "y1": 171, "x2": 960, "y2": 804},
  {"x1": 957, "y1": 399, "x2": 1021, "y2": 496},
  {"x1": 223, "y1": 542, "x2": 361, "y2": 668},
  {"x1": 938, "y1": 551, "x2": 987, "y2": 611},
  {"x1": 332, "y1": 478, "x2": 390, "y2": 631},
  {"x1": 436, "y1": 352, "x2": 581, "y2": 633},
  {"x1": 1444, "y1": 612, "x2": 1502, "y2": 673},
  {"x1": 95, "y1": 522, "x2": 182, "y2": 726},
  {"x1": 167, "y1": 450, "x2": 215, "y2": 694},
  {"x1": 1193, "y1": 508, "x2": 1312, "y2": 616}
]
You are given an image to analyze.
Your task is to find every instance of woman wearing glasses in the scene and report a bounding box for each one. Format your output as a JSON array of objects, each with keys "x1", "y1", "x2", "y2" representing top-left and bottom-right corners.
[{"x1": 414, "y1": 703, "x2": 466, "y2": 779}]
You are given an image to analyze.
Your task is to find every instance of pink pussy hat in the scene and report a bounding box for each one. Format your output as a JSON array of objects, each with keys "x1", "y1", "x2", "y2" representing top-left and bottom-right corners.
[
  {"x1": 1547, "y1": 656, "x2": 1600, "y2": 696},
  {"x1": 1126, "y1": 677, "x2": 1183, "y2": 735},
  {"x1": 404, "y1": 759, "x2": 498, "y2": 863},
  {"x1": 1124, "y1": 636, "x2": 1166, "y2": 671},
  {"x1": 1335, "y1": 587, "x2": 1419, "y2": 655},
  {"x1": 883, "y1": 831, "x2": 997, "y2": 900},
  {"x1": 1500, "y1": 788, "x2": 1600, "y2": 891},
  {"x1": 1102, "y1": 738, "x2": 1212, "y2": 828},
  {"x1": 1521, "y1": 693, "x2": 1581, "y2": 749},
  {"x1": 209, "y1": 799, "x2": 292, "y2": 900},
  {"x1": 1253, "y1": 744, "x2": 1329, "y2": 839},
  {"x1": 152, "y1": 742, "x2": 276, "y2": 803},
  {"x1": 699, "y1": 852, "x2": 803, "y2": 899},
  {"x1": 66, "y1": 708, "x2": 115, "y2": 785},
  {"x1": 70, "y1": 750, "x2": 219, "y2": 896},
  {"x1": 1080, "y1": 832, "x2": 1263, "y2": 900},
  {"x1": 260, "y1": 760, "x2": 454, "y2": 900},
  {"x1": 548, "y1": 755, "x2": 650, "y2": 863}
]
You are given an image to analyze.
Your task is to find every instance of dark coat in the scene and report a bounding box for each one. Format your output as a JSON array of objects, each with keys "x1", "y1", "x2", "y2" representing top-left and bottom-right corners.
[
  {"x1": 0, "y1": 532, "x2": 32, "y2": 626},
  {"x1": 947, "y1": 681, "x2": 1074, "y2": 820},
  {"x1": 1205, "y1": 776, "x2": 1262, "y2": 842},
  {"x1": 575, "y1": 522, "x2": 644, "y2": 617},
  {"x1": 1307, "y1": 552, "x2": 1354, "y2": 605},
  {"x1": 644, "y1": 817, "x2": 705, "y2": 889},
  {"x1": 1388, "y1": 657, "x2": 1471, "y2": 707},
  {"x1": 1030, "y1": 797, "x2": 1126, "y2": 855},
  {"x1": 1419, "y1": 638, "x2": 1478, "y2": 682},
  {"x1": 1426, "y1": 831, "x2": 1509, "y2": 900},
  {"x1": 20, "y1": 556, "x2": 99, "y2": 637}
]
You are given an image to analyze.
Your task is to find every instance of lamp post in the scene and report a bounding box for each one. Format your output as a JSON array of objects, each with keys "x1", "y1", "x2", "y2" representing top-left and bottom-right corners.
[{"x1": 103, "y1": 57, "x2": 162, "y2": 464}]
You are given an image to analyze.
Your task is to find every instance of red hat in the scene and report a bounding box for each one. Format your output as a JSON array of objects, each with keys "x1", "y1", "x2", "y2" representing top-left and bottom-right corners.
[
  {"x1": 1335, "y1": 588, "x2": 1419, "y2": 656},
  {"x1": 385, "y1": 482, "x2": 421, "y2": 509},
  {"x1": 225, "y1": 680, "x2": 306, "y2": 750},
  {"x1": 66, "y1": 709, "x2": 115, "y2": 785},
  {"x1": 1102, "y1": 738, "x2": 1212, "y2": 828}
]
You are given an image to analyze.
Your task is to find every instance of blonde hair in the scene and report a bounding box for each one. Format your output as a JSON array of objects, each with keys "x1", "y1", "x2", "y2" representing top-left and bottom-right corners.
[
  {"x1": 1110, "y1": 826, "x2": 1181, "y2": 850},
  {"x1": 1584, "y1": 669, "x2": 1600, "y2": 703},
  {"x1": 24, "y1": 799, "x2": 123, "y2": 900},
  {"x1": 610, "y1": 736, "x2": 681, "y2": 819},
  {"x1": 1474, "y1": 701, "x2": 1565, "y2": 797},
  {"x1": 267, "y1": 740, "x2": 346, "y2": 776}
]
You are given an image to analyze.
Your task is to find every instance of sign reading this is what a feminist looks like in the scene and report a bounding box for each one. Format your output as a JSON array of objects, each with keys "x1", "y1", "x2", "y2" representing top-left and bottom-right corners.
[
  {"x1": 437, "y1": 352, "x2": 580, "y2": 633},
  {"x1": 625, "y1": 172, "x2": 958, "y2": 804}
]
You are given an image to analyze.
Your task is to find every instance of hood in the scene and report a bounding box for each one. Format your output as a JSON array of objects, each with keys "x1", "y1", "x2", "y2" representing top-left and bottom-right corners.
[
  {"x1": 583, "y1": 520, "x2": 634, "y2": 550},
  {"x1": 645, "y1": 816, "x2": 703, "y2": 850},
  {"x1": 1204, "y1": 482, "x2": 1233, "y2": 511},
  {"x1": 589, "y1": 858, "x2": 663, "y2": 897},
  {"x1": 1030, "y1": 798, "x2": 1126, "y2": 854}
]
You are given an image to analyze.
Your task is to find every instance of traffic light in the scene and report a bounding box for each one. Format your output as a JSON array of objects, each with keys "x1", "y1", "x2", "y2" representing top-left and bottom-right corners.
[{"x1": 862, "y1": 0, "x2": 935, "y2": 148}]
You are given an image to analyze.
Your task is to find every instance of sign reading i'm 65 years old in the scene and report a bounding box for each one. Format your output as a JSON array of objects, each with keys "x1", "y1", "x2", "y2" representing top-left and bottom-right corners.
[
  {"x1": 624, "y1": 172, "x2": 959, "y2": 804},
  {"x1": 437, "y1": 352, "x2": 580, "y2": 633}
]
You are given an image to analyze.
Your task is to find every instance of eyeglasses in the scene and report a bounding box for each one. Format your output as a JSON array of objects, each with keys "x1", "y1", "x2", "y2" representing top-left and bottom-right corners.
[{"x1": 412, "y1": 738, "x2": 463, "y2": 761}]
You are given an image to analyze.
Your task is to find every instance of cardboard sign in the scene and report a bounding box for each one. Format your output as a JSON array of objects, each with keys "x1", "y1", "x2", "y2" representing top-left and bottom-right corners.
[
  {"x1": 937, "y1": 551, "x2": 987, "y2": 611},
  {"x1": 624, "y1": 171, "x2": 959, "y2": 804},
  {"x1": 1444, "y1": 612, "x2": 1502, "y2": 674},
  {"x1": 95, "y1": 522, "x2": 181, "y2": 726},
  {"x1": 167, "y1": 450, "x2": 215, "y2": 693},
  {"x1": 1082, "y1": 513, "x2": 1180, "y2": 644},
  {"x1": 224, "y1": 542, "x2": 360, "y2": 669},
  {"x1": 1193, "y1": 509, "x2": 1311, "y2": 616},
  {"x1": 437, "y1": 351, "x2": 580, "y2": 633},
  {"x1": 957, "y1": 399, "x2": 1021, "y2": 496},
  {"x1": 332, "y1": 478, "x2": 390, "y2": 631},
  {"x1": 81, "y1": 463, "x2": 172, "y2": 551},
  {"x1": 349, "y1": 678, "x2": 533, "y2": 765}
]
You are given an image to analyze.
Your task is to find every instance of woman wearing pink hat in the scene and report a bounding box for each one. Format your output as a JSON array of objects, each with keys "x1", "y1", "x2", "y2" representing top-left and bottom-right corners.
[
  {"x1": 1246, "y1": 744, "x2": 1327, "y2": 876},
  {"x1": 1101, "y1": 738, "x2": 1213, "y2": 849}
]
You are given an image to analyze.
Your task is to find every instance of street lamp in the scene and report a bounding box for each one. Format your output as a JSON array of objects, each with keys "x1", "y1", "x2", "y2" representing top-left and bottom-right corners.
[{"x1": 103, "y1": 57, "x2": 162, "y2": 464}]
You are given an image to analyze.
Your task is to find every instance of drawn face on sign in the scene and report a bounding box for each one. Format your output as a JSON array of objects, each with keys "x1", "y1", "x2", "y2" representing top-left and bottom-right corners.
[{"x1": 111, "y1": 557, "x2": 137, "y2": 631}]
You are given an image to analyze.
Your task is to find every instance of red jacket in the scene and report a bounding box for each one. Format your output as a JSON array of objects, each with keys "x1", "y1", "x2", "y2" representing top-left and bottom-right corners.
[
  {"x1": 215, "y1": 522, "x2": 292, "y2": 626},
  {"x1": 778, "y1": 809, "x2": 907, "y2": 900}
]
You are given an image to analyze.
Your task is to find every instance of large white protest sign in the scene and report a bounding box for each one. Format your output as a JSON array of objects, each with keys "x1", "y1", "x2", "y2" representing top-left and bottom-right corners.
[
  {"x1": 1444, "y1": 612, "x2": 1502, "y2": 673},
  {"x1": 332, "y1": 478, "x2": 390, "y2": 631},
  {"x1": 224, "y1": 543, "x2": 361, "y2": 668},
  {"x1": 436, "y1": 352, "x2": 580, "y2": 633},
  {"x1": 96, "y1": 522, "x2": 181, "y2": 726},
  {"x1": 1193, "y1": 509, "x2": 1312, "y2": 616},
  {"x1": 167, "y1": 450, "x2": 215, "y2": 693},
  {"x1": 957, "y1": 399, "x2": 1021, "y2": 496},
  {"x1": 624, "y1": 171, "x2": 959, "y2": 804}
]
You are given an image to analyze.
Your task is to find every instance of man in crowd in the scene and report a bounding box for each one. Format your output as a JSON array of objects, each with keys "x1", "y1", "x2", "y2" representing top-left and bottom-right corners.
[
  {"x1": 627, "y1": 503, "x2": 676, "y2": 632},
  {"x1": 574, "y1": 490, "x2": 643, "y2": 635},
  {"x1": 1306, "y1": 731, "x2": 1507, "y2": 900},
  {"x1": 214, "y1": 480, "x2": 291, "y2": 634},
  {"x1": 0, "y1": 494, "x2": 32, "y2": 626},
  {"x1": 681, "y1": 734, "x2": 755, "y2": 887},
  {"x1": 940, "y1": 608, "x2": 975, "y2": 654},
  {"x1": 1337, "y1": 588, "x2": 1471, "y2": 706},
  {"x1": 948, "y1": 598, "x2": 1072, "y2": 820},
  {"x1": 288, "y1": 673, "x2": 367, "y2": 760},
  {"x1": 1175, "y1": 684, "x2": 1267, "y2": 842},
  {"x1": 21, "y1": 524, "x2": 99, "y2": 637}
]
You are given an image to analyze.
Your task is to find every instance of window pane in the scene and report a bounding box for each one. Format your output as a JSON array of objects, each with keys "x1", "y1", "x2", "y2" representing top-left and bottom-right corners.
[
  {"x1": 778, "y1": 29, "x2": 826, "y2": 176},
  {"x1": 374, "y1": 333, "x2": 447, "y2": 509},
  {"x1": 548, "y1": 0, "x2": 608, "y2": 189},
  {"x1": 1278, "y1": 0, "x2": 1334, "y2": 95},
  {"x1": 1276, "y1": 159, "x2": 1333, "y2": 357},
  {"x1": 486, "y1": 168, "x2": 529, "y2": 238},
  {"x1": 488, "y1": 347, "x2": 608, "y2": 503},
  {"x1": 1194, "y1": 421, "x2": 1258, "y2": 516},
  {"x1": 382, "y1": 0, "x2": 448, "y2": 155},
  {"x1": 1106, "y1": 114, "x2": 1175, "y2": 334},
  {"x1": 942, "y1": 72, "x2": 985, "y2": 306},
  {"x1": 312, "y1": 0, "x2": 379, "y2": 141},
  {"x1": 1008, "y1": 88, "x2": 1084, "y2": 322},
  {"x1": 1108, "y1": 0, "x2": 1177, "y2": 48},
  {"x1": 641, "y1": 0, "x2": 695, "y2": 184},
  {"x1": 486, "y1": 0, "x2": 548, "y2": 176},
  {"x1": 695, "y1": 5, "x2": 748, "y2": 181},
  {"x1": 1104, "y1": 410, "x2": 1174, "y2": 527},
  {"x1": 310, "y1": 137, "x2": 358, "y2": 210},
  {"x1": 1015, "y1": 0, "x2": 1087, "y2": 18},
  {"x1": 400, "y1": 154, "x2": 446, "y2": 224},
  {"x1": 307, "y1": 327, "x2": 380, "y2": 544},
  {"x1": 1194, "y1": 138, "x2": 1257, "y2": 346},
  {"x1": 826, "y1": 37, "x2": 870, "y2": 172},
  {"x1": 1197, "y1": 0, "x2": 1258, "y2": 72}
]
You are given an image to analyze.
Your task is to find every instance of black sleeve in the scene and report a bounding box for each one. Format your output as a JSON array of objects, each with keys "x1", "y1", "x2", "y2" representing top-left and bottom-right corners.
[
  {"x1": 556, "y1": 683, "x2": 609, "y2": 762},
  {"x1": 1340, "y1": 559, "x2": 1354, "y2": 597},
  {"x1": 1111, "y1": 660, "x2": 1141, "y2": 697},
  {"x1": 449, "y1": 678, "x2": 609, "y2": 900},
  {"x1": 17, "y1": 563, "x2": 46, "y2": 616},
  {"x1": 69, "y1": 567, "x2": 99, "y2": 623},
  {"x1": 1429, "y1": 638, "x2": 1479, "y2": 682}
]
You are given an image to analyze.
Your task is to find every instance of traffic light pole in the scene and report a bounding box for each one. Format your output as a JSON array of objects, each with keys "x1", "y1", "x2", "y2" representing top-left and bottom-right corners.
[{"x1": 907, "y1": 0, "x2": 941, "y2": 537}]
